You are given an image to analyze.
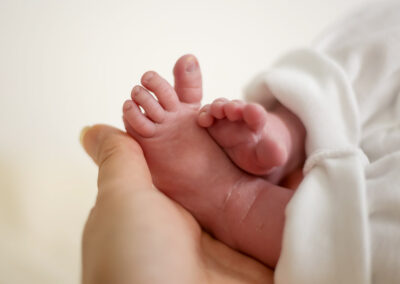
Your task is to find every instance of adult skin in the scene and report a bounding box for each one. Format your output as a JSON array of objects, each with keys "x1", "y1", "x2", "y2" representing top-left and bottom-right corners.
[{"x1": 80, "y1": 124, "x2": 274, "y2": 284}]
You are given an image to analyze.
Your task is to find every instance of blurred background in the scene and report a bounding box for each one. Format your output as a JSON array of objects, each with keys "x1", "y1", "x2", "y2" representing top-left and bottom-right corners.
[{"x1": 0, "y1": 0, "x2": 369, "y2": 282}]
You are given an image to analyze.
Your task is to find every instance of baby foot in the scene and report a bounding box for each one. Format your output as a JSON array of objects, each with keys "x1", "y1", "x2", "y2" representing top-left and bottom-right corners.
[
  {"x1": 122, "y1": 55, "x2": 245, "y2": 222},
  {"x1": 123, "y1": 55, "x2": 293, "y2": 268},
  {"x1": 198, "y1": 99, "x2": 294, "y2": 182}
]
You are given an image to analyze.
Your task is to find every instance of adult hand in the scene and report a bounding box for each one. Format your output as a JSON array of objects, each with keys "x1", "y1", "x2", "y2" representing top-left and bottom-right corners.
[{"x1": 80, "y1": 124, "x2": 273, "y2": 284}]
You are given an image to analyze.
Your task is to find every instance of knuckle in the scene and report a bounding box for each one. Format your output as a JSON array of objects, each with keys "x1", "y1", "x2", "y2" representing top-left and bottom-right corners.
[
  {"x1": 97, "y1": 135, "x2": 121, "y2": 166},
  {"x1": 96, "y1": 133, "x2": 143, "y2": 168}
]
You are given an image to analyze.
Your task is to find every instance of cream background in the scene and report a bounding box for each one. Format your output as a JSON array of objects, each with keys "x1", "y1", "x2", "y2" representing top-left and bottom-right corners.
[{"x1": 0, "y1": 0, "x2": 369, "y2": 283}]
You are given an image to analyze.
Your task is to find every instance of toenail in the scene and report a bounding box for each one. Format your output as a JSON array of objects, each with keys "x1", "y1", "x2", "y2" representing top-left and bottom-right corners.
[
  {"x1": 185, "y1": 57, "x2": 197, "y2": 72},
  {"x1": 198, "y1": 112, "x2": 212, "y2": 126},
  {"x1": 132, "y1": 86, "x2": 139, "y2": 96},
  {"x1": 123, "y1": 100, "x2": 133, "y2": 111},
  {"x1": 143, "y1": 72, "x2": 154, "y2": 82},
  {"x1": 198, "y1": 111, "x2": 207, "y2": 119}
]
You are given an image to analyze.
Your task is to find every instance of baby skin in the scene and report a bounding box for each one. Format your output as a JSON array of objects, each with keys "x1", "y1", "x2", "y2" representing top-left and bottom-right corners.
[
  {"x1": 198, "y1": 97, "x2": 305, "y2": 185},
  {"x1": 122, "y1": 55, "x2": 306, "y2": 268}
]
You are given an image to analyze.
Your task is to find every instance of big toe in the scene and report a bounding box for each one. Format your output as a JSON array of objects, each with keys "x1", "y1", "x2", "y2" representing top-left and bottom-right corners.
[{"x1": 173, "y1": 54, "x2": 202, "y2": 104}]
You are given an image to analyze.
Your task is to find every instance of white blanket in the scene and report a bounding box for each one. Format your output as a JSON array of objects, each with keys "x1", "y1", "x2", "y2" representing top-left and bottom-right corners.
[{"x1": 245, "y1": 1, "x2": 400, "y2": 283}]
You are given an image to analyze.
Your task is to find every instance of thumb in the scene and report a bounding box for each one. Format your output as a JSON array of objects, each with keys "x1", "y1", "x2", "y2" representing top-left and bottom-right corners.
[{"x1": 80, "y1": 124, "x2": 153, "y2": 195}]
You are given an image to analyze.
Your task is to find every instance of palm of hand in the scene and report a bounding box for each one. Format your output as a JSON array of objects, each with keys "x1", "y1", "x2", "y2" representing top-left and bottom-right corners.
[
  {"x1": 81, "y1": 125, "x2": 273, "y2": 283},
  {"x1": 83, "y1": 185, "x2": 273, "y2": 284}
]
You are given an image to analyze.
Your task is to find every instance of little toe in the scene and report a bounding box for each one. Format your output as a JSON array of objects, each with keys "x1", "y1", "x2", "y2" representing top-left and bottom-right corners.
[
  {"x1": 141, "y1": 71, "x2": 179, "y2": 111},
  {"x1": 224, "y1": 100, "x2": 244, "y2": 121},
  {"x1": 210, "y1": 98, "x2": 228, "y2": 119},
  {"x1": 123, "y1": 100, "x2": 156, "y2": 138},
  {"x1": 197, "y1": 104, "x2": 214, "y2": 127},
  {"x1": 243, "y1": 103, "x2": 267, "y2": 131},
  {"x1": 131, "y1": 85, "x2": 165, "y2": 123},
  {"x1": 173, "y1": 54, "x2": 203, "y2": 104}
]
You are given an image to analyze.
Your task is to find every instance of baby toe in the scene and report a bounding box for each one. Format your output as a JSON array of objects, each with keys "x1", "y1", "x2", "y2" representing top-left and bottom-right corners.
[
  {"x1": 131, "y1": 85, "x2": 165, "y2": 123},
  {"x1": 141, "y1": 71, "x2": 179, "y2": 111},
  {"x1": 224, "y1": 100, "x2": 244, "y2": 121},
  {"x1": 243, "y1": 103, "x2": 267, "y2": 131},
  {"x1": 210, "y1": 98, "x2": 228, "y2": 119},
  {"x1": 197, "y1": 104, "x2": 214, "y2": 127},
  {"x1": 123, "y1": 100, "x2": 156, "y2": 138},
  {"x1": 173, "y1": 54, "x2": 203, "y2": 104}
]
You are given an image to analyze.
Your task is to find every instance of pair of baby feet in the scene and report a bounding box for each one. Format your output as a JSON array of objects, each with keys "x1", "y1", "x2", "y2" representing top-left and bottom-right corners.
[{"x1": 122, "y1": 55, "x2": 305, "y2": 268}]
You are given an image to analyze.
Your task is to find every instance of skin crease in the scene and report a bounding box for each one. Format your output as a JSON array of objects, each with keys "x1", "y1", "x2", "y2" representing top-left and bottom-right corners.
[
  {"x1": 81, "y1": 125, "x2": 274, "y2": 284},
  {"x1": 281, "y1": 168, "x2": 304, "y2": 190}
]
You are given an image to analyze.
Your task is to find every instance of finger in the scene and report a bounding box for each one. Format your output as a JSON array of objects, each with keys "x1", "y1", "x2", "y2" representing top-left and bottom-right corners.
[{"x1": 80, "y1": 124, "x2": 153, "y2": 195}]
